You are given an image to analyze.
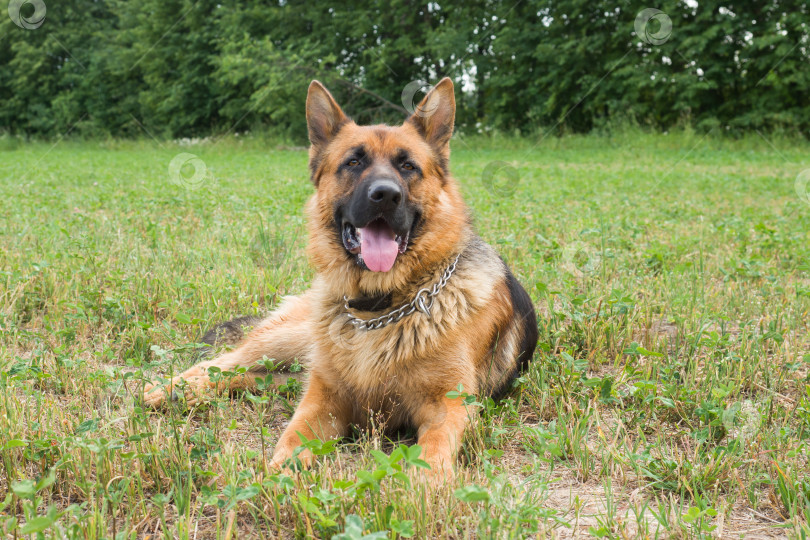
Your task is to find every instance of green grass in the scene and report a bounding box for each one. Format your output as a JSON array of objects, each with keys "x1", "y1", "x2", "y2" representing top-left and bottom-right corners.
[{"x1": 1, "y1": 130, "x2": 810, "y2": 538}]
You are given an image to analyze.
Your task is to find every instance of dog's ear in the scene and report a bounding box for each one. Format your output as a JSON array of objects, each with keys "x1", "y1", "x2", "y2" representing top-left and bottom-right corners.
[
  {"x1": 406, "y1": 78, "x2": 455, "y2": 153},
  {"x1": 307, "y1": 80, "x2": 347, "y2": 149}
]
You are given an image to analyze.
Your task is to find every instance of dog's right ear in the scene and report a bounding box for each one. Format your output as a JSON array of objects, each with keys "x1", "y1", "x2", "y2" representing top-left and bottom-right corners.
[{"x1": 306, "y1": 81, "x2": 347, "y2": 150}]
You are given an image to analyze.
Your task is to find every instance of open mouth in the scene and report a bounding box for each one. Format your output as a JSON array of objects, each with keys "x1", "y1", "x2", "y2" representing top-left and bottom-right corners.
[{"x1": 342, "y1": 218, "x2": 409, "y2": 272}]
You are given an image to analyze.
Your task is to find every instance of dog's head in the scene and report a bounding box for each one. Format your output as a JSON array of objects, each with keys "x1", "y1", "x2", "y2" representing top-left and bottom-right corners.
[{"x1": 304, "y1": 78, "x2": 469, "y2": 292}]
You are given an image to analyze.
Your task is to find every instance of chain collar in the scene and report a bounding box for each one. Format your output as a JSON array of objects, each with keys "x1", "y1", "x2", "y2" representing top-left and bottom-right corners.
[{"x1": 343, "y1": 253, "x2": 461, "y2": 330}]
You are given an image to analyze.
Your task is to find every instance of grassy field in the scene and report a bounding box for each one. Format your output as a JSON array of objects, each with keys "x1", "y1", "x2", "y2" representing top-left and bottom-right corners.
[{"x1": 1, "y1": 130, "x2": 809, "y2": 538}]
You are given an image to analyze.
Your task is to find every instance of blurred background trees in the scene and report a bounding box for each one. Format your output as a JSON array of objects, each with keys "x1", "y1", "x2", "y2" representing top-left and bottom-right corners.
[{"x1": 1, "y1": 0, "x2": 808, "y2": 140}]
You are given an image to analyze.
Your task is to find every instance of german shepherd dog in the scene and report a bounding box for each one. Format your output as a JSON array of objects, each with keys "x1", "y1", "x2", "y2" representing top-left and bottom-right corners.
[{"x1": 144, "y1": 78, "x2": 538, "y2": 480}]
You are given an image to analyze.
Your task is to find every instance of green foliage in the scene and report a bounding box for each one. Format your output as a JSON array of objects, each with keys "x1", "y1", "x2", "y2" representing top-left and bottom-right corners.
[
  {"x1": 1, "y1": 1, "x2": 808, "y2": 139},
  {"x1": 1, "y1": 134, "x2": 809, "y2": 535}
]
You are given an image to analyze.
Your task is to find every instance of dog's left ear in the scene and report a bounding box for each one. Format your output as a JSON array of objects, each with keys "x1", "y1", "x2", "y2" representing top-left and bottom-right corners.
[
  {"x1": 307, "y1": 80, "x2": 348, "y2": 150},
  {"x1": 406, "y1": 78, "x2": 455, "y2": 153}
]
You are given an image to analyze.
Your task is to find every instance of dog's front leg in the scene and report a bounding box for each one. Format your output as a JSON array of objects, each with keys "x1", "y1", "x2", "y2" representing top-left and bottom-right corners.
[
  {"x1": 269, "y1": 372, "x2": 350, "y2": 470},
  {"x1": 143, "y1": 293, "x2": 314, "y2": 407},
  {"x1": 413, "y1": 393, "x2": 472, "y2": 484}
]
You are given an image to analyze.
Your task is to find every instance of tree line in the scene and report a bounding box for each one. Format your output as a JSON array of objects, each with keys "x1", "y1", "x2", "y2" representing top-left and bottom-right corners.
[{"x1": 1, "y1": 0, "x2": 808, "y2": 141}]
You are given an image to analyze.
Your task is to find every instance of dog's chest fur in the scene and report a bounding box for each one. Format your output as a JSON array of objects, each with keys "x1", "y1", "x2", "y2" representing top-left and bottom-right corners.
[{"x1": 310, "y1": 239, "x2": 505, "y2": 426}]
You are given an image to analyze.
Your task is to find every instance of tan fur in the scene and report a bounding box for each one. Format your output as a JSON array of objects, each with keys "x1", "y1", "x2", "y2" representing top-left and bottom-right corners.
[
  {"x1": 143, "y1": 293, "x2": 314, "y2": 406},
  {"x1": 144, "y1": 78, "x2": 535, "y2": 483}
]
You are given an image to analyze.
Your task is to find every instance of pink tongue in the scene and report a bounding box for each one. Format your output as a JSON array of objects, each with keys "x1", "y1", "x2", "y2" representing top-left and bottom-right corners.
[{"x1": 359, "y1": 221, "x2": 399, "y2": 272}]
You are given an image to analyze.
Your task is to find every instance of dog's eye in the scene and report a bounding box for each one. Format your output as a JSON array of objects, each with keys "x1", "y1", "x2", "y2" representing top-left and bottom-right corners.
[
  {"x1": 346, "y1": 158, "x2": 360, "y2": 167},
  {"x1": 402, "y1": 162, "x2": 415, "y2": 171}
]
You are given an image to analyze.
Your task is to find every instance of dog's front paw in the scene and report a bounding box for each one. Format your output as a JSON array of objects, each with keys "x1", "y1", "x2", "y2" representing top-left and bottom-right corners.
[
  {"x1": 415, "y1": 459, "x2": 455, "y2": 489},
  {"x1": 142, "y1": 382, "x2": 171, "y2": 407},
  {"x1": 142, "y1": 377, "x2": 208, "y2": 408},
  {"x1": 268, "y1": 448, "x2": 314, "y2": 473},
  {"x1": 267, "y1": 456, "x2": 287, "y2": 471}
]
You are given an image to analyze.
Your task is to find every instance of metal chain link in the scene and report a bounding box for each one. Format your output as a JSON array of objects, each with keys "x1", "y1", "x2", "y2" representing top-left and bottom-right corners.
[{"x1": 343, "y1": 253, "x2": 461, "y2": 330}]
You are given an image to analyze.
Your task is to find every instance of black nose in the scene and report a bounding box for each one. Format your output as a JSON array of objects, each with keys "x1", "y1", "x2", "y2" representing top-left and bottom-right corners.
[{"x1": 367, "y1": 179, "x2": 402, "y2": 208}]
